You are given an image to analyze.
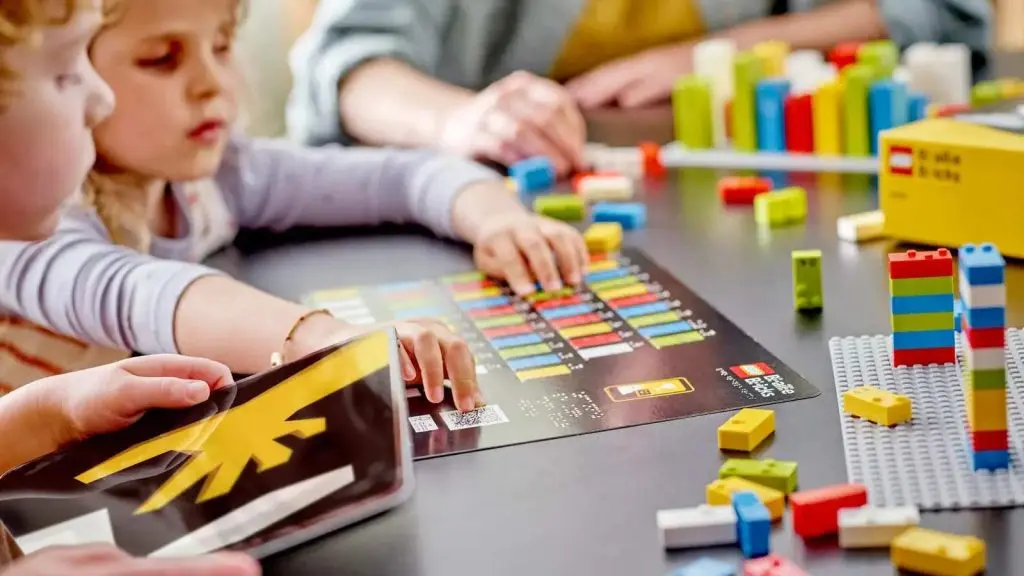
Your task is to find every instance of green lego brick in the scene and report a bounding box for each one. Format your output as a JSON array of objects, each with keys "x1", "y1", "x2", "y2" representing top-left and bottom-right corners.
[
  {"x1": 532, "y1": 195, "x2": 585, "y2": 221},
  {"x1": 965, "y1": 368, "x2": 1007, "y2": 390},
  {"x1": 755, "y1": 187, "x2": 806, "y2": 227},
  {"x1": 889, "y1": 276, "x2": 954, "y2": 297},
  {"x1": 891, "y1": 311, "x2": 955, "y2": 332},
  {"x1": 775, "y1": 187, "x2": 807, "y2": 220},
  {"x1": 856, "y1": 40, "x2": 898, "y2": 78},
  {"x1": 673, "y1": 75, "x2": 712, "y2": 149},
  {"x1": 972, "y1": 81, "x2": 1004, "y2": 108},
  {"x1": 732, "y1": 52, "x2": 764, "y2": 152},
  {"x1": 719, "y1": 458, "x2": 798, "y2": 494},
  {"x1": 792, "y1": 249, "x2": 823, "y2": 311},
  {"x1": 843, "y1": 64, "x2": 873, "y2": 157}
]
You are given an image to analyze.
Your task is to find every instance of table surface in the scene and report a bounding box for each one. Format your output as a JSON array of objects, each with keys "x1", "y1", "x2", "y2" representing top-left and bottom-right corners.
[{"x1": 212, "y1": 67, "x2": 1024, "y2": 576}]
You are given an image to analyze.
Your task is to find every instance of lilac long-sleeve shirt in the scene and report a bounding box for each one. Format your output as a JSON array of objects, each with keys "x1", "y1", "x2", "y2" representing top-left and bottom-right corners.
[{"x1": 0, "y1": 136, "x2": 500, "y2": 357}]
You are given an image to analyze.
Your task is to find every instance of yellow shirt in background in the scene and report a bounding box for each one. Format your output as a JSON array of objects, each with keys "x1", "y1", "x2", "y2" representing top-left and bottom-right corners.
[{"x1": 549, "y1": 0, "x2": 706, "y2": 81}]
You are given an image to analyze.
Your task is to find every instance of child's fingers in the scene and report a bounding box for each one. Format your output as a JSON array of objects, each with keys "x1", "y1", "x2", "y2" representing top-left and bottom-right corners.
[
  {"x1": 118, "y1": 377, "x2": 215, "y2": 412},
  {"x1": 540, "y1": 221, "x2": 586, "y2": 286},
  {"x1": 435, "y1": 330, "x2": 478, "y2": 412},
  {"x1": 512, "y1": 226, "x2": 562, "y2": 292},
  {"x1": 404, "y1": 327, "x2": 446, "y2": 404},
  {"x1": 398, "y1": 342, "x2": 417, "y2": 382},
  {"x1": 119, "y1": 354, "x2": 234, "y2": 390},
  {"x1": 481, "y1": 235, "x2": 535, "y2": 295},
  {"x1": 110, "y1": 551, "x2": 261, "y2": 576}
]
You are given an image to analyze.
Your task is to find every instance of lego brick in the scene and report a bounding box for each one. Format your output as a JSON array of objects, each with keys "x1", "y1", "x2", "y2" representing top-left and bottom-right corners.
[
  {"x1": 789, "y1": 483, "x2": 868, "y2": 539},
  {"x1": 891, "y1": 528, "x2": 986, "y2": 576},
  {"x1": 858, "y1": 40, "x2": 898, "y2": 77},
  {"x1": 791, "y1": 249, "x2": 822, "y2": 312},
  {"x1": 969, "y1": 448, "x2": 1010, "y2": 471},
  {"x1": 970, "y1": 430, "x2": 1008, "y2": 452},
  {"x1": 971, "y1": 80, "x2": 1003, "y2": 107},
  {"x1": 964, "y1": 368, "x2": 1006, "y2": 391},
  {"x1": 752, "y1": 40, "x2": 788, "y2": 77},
  {"x1": 509, "y1": 156, "x2": 555, "y2": 194},
  {"x1": 962, "y1": 306, "x2": 1005, "y2": 330},
  {"x1": 719, "y1": 459, "x2": 798, "y2": 494},
  {"x1": 827, "y1": 42, "x2": 860, "y2": 72},
  {"x1": 869, "y1": 80, "x2": 908, "y2": 156},
  {"x1": 706, "y1": 477, "x2": 785, "y2": 522},
  {"x1": 838, "y1": 506, "x2": 920, "y2": 548},
  {"x1": 962, "y1": 324, "x2": 1005, "y2": 349},
  {"x1": 742, "y1": 554, "x2": 807, "y2": 576},
  {"x1": 755, "y1": 79, "x2": 790, "y2": 152},
  {"x1": 836, "y1": 210, "x2": 884, "y2": 242},
  {"x1": 889, "y1": 276, "x2": 953, "y2": 297},
  {"x1": 954, "y1": 299, "x2": 962, "y2": 332},
  {"x1": 812, "y1": 80, "x2": 842, "y2": 156},
  {"x1": 583, "y1": 222, "x2": 623, "y2": 254},
  {"x1": 890, "y1": 293, "x2": 955, "y2": 315},
  {"x1": 732, "y1": 52, "x2": 765, "y2": 152},
  {"x1": 677, "y1": 557, "x2": 737, "y2": 576},
  {"x1": 657, "y1": 505, "x2": 737, "y2": 549},
  {"x1": 891, "y1": 347, "x2": 956, "y2": 366},
  {"x1": 963, "y1": 345, "x2": 1005, "y2": 371},
  {"x1": 958, "y1": 243, "x2": 1005, "y2": 285},
  {"x1": 578, "y1": 174, "x2": 634, "y2": 202},
  {"x1": 965, "y1": 388, "x2": 1008, "y2": 432},
  {"x1": 958, "y1": 282, "x2": 1005, "y2": 309},
  {"x1": 693, "y1": 38, "x2": 736, "y2": 148},
  {"x1": 718, "y1": 408, "x2": 775, "y2": 452},
  {"x1": 639, "y1": 141, "x2": 665, "y2": 178},
  {"x1": 776, "y1": 187, "x2": 806, "y2": 220},
  {"x1": 907, "y1": 92, "x2": 929, "y2": 122},
  {"x1": 718, "y1": 176, "x2": 772, "y2": 205},
  {"x1": 732, "y1": 492, "x2": 771, "y2": 558},
  {"x1": 892, "y1": 329, "x2": 955, "y2": 351},
  {"x1": 591, "y1": 202, "x2": 646, "y2": 230},
  {"x1": 887, "y1": 248, "x2": 953, "y2": 279},
  {"x1": 532, "y1": 195, "x2": 585, "y2": 221},
  {"x1": 891, "y1": 312, "x2": 955, "y2": 332},
  {"x1": 572, "y1": 170, "x2": 619, "y2": 192},
  {"x1": 842, "y1": 64, "x2": 873, "y2": 157},
  {"x1": 753, "y1": 193, "x2": 789, "y2": 227},
  {"x1": 783, "y1": 93, "x2": 813, "y2": 153},
  {"x1": 842, "y1": 386, "x2": 912, "y2": 426},
  {"x1": 673, "y1": 75, "x2": 713, "y2": 149}
]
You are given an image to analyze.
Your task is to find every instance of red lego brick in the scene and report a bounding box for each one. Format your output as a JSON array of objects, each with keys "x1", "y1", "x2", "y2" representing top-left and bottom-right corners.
[
  {"x1": 935, "y1": 103, "x2": 971, "y2": 118},
  {"x1": 827, "y1": 42, "x2": 861, "y2": 72},
  {"x1": 784, "y1": 94, "x2": 814, "y2": 153},
  {"x1": 789, "y1": 483, "x2": 867, "y2": 539},
  {"x1": 744, "y1": 554, "x2": 808, "y2": 576},
  {"x1": 887, "y1": 249, "x2": 954, "y2": 279},
  {"x1": 963, "y1": 322, "x2": 1005, "y2": 349},
  {"x1": 892, "y1": 347, "x2": 957, "y2": 366},
  {"x1": 639, "y1": 141, "x2": 666, "y2": 178},
  {"x1": 971, "y1": 430, "x2": 1009, "y2": 451},
  {"x1": 718, "y1": 176, "x2": 773, "y2": 205}
]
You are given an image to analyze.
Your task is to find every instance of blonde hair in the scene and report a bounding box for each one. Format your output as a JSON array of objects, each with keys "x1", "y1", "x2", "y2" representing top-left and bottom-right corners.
[{"x1": 0, "y1": 0, "x2": 81, "y2": 110}]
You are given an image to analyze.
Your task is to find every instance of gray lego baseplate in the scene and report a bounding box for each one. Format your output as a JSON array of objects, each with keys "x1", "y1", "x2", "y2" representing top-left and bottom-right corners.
[{"x1": 828, "y1": 330, "x2": 1024, "y2": 510}]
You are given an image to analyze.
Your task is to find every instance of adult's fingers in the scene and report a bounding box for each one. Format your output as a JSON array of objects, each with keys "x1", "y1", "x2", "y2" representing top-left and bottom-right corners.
[
  {"x1": 486, "y1": 98, "x2": 571, "y2": 175},
  {"x1": 525, "y1": 80, "x2": 588, "y2": 171},
  {"x1": 511, "y1": 225, "x2": 562, "y2": 292},
  {"x1": 120, "y1": 355, "x2": 234, "y2": 391},
  {"x1": 477, "y1": 234, "x2": 535, "y2": 295},
  {"x1": 617, "y1": 76, "x2": 673, "y2": 109},
  {"x1": 564, "y1": 62, "x2": 640, "y2": 110}
]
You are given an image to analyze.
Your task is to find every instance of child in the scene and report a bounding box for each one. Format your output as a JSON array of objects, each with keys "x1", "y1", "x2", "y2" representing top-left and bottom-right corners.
[
  {"x1": 288, "y1": 0, "x2": 992, "y2": 176},
  {"x1": 0, "y1": 0, "x2": 589, "y2": 413},
  {"x1": 0, "y1": 1, "x2": 258, "y2": 573}
]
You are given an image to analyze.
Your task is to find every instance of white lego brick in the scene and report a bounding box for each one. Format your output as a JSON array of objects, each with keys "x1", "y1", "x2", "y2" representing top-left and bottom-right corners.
[
  {"x1": 586, "y1": 145, "x2": 642, "y2": 176},
  {"x1": 903, "y1": 42, "x2": 969, "y2": 107},
  {"x1": 958, "y1": 279, "x2": 1006, "y2": 309},
  {"x1": 657, "y1": 505, "x2": 738, "y2": 549},
  {"x1": 964, "y1": 345, "x2": 1006, "y2": 371},
  {"x1": 837, "y1": 210, "x2": 885, "y2": 242},
  {"x1": 578, "y1": 175, "x2": 634, "y2": 202},
  {"x1": 694, "y1": 39, "x2": 736, "y2": 149},
  {"x1": 838, "y1": 506, "x2": 920, "y2": 548}
]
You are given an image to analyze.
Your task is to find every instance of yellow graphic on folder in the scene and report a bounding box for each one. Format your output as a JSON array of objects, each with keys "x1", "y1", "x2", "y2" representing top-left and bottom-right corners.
[
  {"x1": 75, "y1": 332, "x2": 390, "y2": 515},
  {"x1": 605, "y1": 378, "x2": 694, "y2": 402}
]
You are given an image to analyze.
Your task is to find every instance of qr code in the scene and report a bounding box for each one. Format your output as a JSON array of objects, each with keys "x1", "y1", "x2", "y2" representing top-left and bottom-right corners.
[
  {"x1": 408, "y1": 415, "x2": 438, "y2": 433},
  {"x1": 439, "y1": 405, "x2": 509, "y2": 430}
]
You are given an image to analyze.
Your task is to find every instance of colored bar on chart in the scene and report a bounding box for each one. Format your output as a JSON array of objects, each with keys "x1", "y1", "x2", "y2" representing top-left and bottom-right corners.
[
  {"x1": 309, "y1": 288, "x2": 359, "y2": 304},
  {"x1": 453, "y1": 287, "x2": 504, "y2": 301},
  {"x1": 442, "y1": 271, "x2": 486, "y2": 284},
  {"x1": 481, "y1": 324, "x2": 534, "y2": 339},
  {"x1": 617, "y1": 301, "x2": 671, "y2": 318},
  {"x1": 500, "y1": 343, "x2": 552, "y2": 359},
  {"x1": 596, "y1": 284, "x2": 649, "y2": 301},
  {"x1": 448, "y1": 279, "x2": 497, "y2": 292},
  {"x1": 469, "y1": 304, "x2": 518, "y2": 318},
  {"x1": 475, "y1": 314, "x2": 526, "y2": 329},
  {"x1": 550, "y1": 313, "x2": 604, "y2": 329},
  {"x1": 376, "y1": 281, "x2": 428, "y2": 293},
  {"x1": 491, "y1": 333, "x2": 543, "y2": 349},
  {"x1": 534, "y1": 295, "x2": 583, "y2": 311},
  {"x1": 607, "y1": 293, "x2": 662, "y2": 309},
  {"x1": 638, "y1": 321, "x2": 694, "y2": 339},
  {"x1": 389, "y1": 296, "x2": 432, "y2": 310},
  {"x1": 569, "y1": 332, "x2": 622, "y2": 349},
  {"x1": 628, "y1": 311, "x2": 680, "y2": 328},
  {"x1": 541, "y1": 303, "x2": 594, "y2": 320},
  {"x1": 517, "y1": 364, "x2": 572, "y2": 381},
  {"x1": 589, "y1": 276, "x2": 641, "y2": 291},
  {"x1": 586, "y1": 268, "x2": 632, "y2": 283},
  {"x1": 579, "y1": 342, "x2": 634, "y2": 360},
  {"x1": 560, "y1": 322, "x2": 614, "y2": 339},
  {"x1": 507, "y1": 354, "x2": 562, "y2": 371},
  {"x1": 588, "y1": 260, "x2": 619, "y2": 273},
  {"x1": 650, "y1": 332, "x2": 705, "y2": 348},
  {"x1": 458, "y1": 296, "x2": 511, "y2": 310},
  {"x1": 393, "y1": 306, "x2": 444, "y2": 320}
]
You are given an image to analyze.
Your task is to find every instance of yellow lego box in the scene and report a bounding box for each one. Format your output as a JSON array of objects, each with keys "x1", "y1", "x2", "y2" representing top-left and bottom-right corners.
[{"x1": 879, "y1": 116, "x2": 1024, "y2": 258}]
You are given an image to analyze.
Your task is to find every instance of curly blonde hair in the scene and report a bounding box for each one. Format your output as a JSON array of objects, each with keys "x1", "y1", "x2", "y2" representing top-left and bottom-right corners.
[{"x1": 0, "y1": 0, "x2": 79, "y2": 110}]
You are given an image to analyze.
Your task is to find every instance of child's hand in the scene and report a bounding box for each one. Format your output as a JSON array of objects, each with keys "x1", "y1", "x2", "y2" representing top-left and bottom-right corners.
[
  {"x1": 4, "y1": 544, "x2": 259, "y2": 575},
  {"x1": 566, "y1": 42, "x2": 693, "y2": 109},
  {"x1": 438, "y1": 71, "x2": 587, "y2": 176},
  {"x1": 394, "y1": 319, "x2": 480, "y2": 412},
  {"x1": 473, "y1": 212, "x2": 588, "y2": 296}
]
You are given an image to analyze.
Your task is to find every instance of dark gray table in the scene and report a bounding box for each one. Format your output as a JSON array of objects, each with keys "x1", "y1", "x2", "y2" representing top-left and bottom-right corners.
[{"x1": 211, "y1": 107, "x2": 1024, "y2": 575}]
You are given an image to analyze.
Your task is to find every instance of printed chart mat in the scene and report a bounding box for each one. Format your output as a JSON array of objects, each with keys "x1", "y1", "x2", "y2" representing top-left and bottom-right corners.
[
  {"x1": 306, "y1": 249, "x2": 820, "y2": 459},
  {"x1": 829, "y1": 332, "x2": 1024, "y2": 510}
]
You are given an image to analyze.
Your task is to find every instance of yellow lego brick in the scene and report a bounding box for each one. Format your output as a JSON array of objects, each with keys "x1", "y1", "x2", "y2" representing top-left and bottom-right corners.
[
  {"x1": 891, "y1": 528, "x2": 985, "y2": 576},
  {"x1": 812, "y1": 80, "x2": 842, "y2": 156},
  {"x1": 752, "y1": 40, "x2": 789, "y2": 77},
  {"x1": 842, "y1": 386, "x2": 912, "y2": 426},
  {"x1": 584, "y1": 222, "x2": 623, "y2": 254},
  {"x1": 706, "y1": 477, "x2": 785, "y2": 521},
  {"x1": 717, "y1": 408, "x2": 775, "y2": 452},
  {"x1": 965, "y1": 388, "x2": 1008, "y2": 432}
]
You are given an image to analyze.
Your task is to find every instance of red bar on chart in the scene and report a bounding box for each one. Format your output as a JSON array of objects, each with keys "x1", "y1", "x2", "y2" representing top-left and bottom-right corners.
[
  {"x1": 481, "y1": 323, "x2": 533, "y2": 339},
  {"x1": 534, "y1": 295, "x2": 583, "y2": 311},
  {"x1": 570, "y1": 332, "x2": 622, "y2": 349},
  {"x1": 550, "y1": 313, "x2": 604, "y2": 329},
  {"x1": 606, "y1": 292, "x2": 661, "y2": 309},
  {"x1": 469, "y1": 304, "x2": 518, "y2": 319}
]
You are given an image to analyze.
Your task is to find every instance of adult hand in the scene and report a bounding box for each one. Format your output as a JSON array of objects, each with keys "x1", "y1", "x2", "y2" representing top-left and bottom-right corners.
[{"x1": 565, "y1": 42, "x2": 694, "y2": 110}]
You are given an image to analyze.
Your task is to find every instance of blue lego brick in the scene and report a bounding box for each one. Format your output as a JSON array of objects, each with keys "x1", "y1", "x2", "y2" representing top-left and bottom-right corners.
[
  {"x1": 755, "y1": 79, "x2": 790, "y2": 152},
  {"x1": 674, "y1": 557, "x2": 736, "y2": 576},
  {"x1": 731, "y1": 491, "x2": 771, "y2": 559},
  {"x1": 890, "y1": 294, "x2": 955, "y2": 315},
  {"x1": 963, "y1": 306, "x2": 1006, "y2": 330},
  {"x1": 869, "y1": 80, "x2": 908, "y2": 155},
  {"x1": 959, "y1": 243, "x2": 1006, "y2": 285},
  {"x1": 509, "y1": 156, "x2": 555, "y2": 194},
  {"x1": 892, "y1": 329, "x2": 955, "y2": 350},
  {"x1": 592, "y1": 202, "x2": 647, "y2": 230},
  {"x1": 907, "y1": 91, "x2": 929, "y2": 122},
  {"x1": 955, "y1": 299, "x2": 963, "y2": 332},
  {"x1": 970, "y1": 448, "x2": 1010, "y2": 471}
]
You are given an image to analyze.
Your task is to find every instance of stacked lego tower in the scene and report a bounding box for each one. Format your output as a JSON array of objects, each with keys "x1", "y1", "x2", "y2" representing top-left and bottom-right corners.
[
  {"x1": 959, "y1": 243, "x2": 1009, "y2": 471},
  {"x1": 888, "y1": 249, "x2": 956, "y2": 366}
]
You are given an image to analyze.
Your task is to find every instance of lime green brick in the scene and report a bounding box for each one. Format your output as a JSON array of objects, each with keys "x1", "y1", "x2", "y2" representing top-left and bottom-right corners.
[
  {"x1": 889, "y1": 276, "x2": 954, "y2": 297},
  {"x1": 966, "y1": 369, "x2": 1007, "y2": 390},
  {"x1": 533, "y1": 195, "x2": 585, "y2": 221},
  {"x1": 972, "y1": 81, "x2": 1004, "y2": 108},
  {"x1": 719, "y1": 458, "x2": 798, "y2": 494},
  {"x1": 891, "y1": 311, "x2": 955, "y2": 332},
  {"x1": 673, "y1": 75, "x2": 712, "y2": 149},
  {"x1": 755, "y1": 187, "x2": 806, "y2": 227}
]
